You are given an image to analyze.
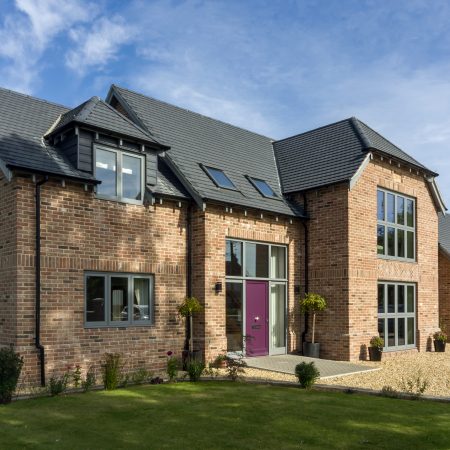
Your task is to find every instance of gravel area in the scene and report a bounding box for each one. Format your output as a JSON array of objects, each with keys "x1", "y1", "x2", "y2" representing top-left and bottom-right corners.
[{"x1": 240, "y1": 351, "x2": 450, "y2": 398}]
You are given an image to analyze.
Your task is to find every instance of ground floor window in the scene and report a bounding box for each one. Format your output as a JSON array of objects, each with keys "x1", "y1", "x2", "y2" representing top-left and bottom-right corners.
[
  {"x1": 377, "y1": 282, "x2": 415, "y2": 350},
  {"x1": 85, "y1": 272, "x2": 154, "y2": 327}
]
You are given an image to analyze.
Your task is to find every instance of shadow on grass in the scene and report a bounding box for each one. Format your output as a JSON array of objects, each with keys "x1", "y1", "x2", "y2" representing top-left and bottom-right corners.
[{"x1": 1, "y1": 382, "x2": 450, "y2": 449}]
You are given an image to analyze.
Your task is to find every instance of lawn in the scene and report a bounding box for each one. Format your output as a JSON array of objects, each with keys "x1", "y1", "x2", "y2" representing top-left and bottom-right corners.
[{"x1": 1, "y1": 382, "x2": 450, "y2": 449}]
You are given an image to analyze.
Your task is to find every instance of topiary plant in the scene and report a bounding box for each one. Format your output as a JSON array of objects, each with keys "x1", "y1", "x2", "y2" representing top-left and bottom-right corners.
[
  {"x1": 299, "y1": 293, "x2": 327, "y2": 344},
  {"x1": 295, "y1": 362, "x2": 320, "y2": 389},
  {"x1": 370, "y1": 336, "x2": 384, "y2": 350},
  {"x1": 178, "y1": 297, "x2": 203, "y2": 353},
  {"x1": 0, "y1": 348, "x2": 24, "y2": 404}
]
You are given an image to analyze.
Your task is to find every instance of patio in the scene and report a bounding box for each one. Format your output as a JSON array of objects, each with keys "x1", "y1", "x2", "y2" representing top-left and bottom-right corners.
[{"x1": 244, "y1": 354, "x2": 379, "y2": 379}]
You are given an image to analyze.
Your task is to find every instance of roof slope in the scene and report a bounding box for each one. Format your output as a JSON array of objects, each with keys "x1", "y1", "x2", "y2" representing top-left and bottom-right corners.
[
  {"x1": 150, "y1": 156, "x2": 190, "y2": 199},
  {"x1": 110, "y1": 85, "x2": 303, "y2": 217},
  {"x1": 0, "y1": 87, "x2": 95, "y2": 181},
  {"x1": 439, "y1": 214, "x2": 450, "y2": 256},
  {"x1": 49, "y1": 96, "x2": 161, "y2": 146},
  {"x1": 274, "y1": 117, "x2": 436, "y2": 194}
]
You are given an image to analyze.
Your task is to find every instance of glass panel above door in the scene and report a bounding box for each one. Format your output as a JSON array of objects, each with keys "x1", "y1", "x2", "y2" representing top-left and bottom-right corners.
[
  {"x1": 226, "y1": 240, "x2": 243, "y2": 276},
  {"x1": 245, "y1": 243, "x2": 269, "y2": 278}
]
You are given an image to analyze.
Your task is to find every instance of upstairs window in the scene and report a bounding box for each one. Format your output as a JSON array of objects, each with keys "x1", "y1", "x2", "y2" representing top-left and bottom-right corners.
[
  {"x1": 95, "y1": 147, "x2": 144, "y2": 204},
  {"x1": 203, "y1": 165, "x2": 237, "y2": 190},
  {"x1": 377, "y1": 189, "x2": 415, "y2": 261},
  {"x1": 248, "y1": 177, "x2": 278, "y2": 198}
]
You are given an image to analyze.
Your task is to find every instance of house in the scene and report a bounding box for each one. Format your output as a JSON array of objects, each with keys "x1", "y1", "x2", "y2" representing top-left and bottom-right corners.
[
  {"x1": 0, "y1": 85, "x2": 445, "y2": 386},
  {"x1": 438, "y1": 214, "x2": 450, "y2": 333}
]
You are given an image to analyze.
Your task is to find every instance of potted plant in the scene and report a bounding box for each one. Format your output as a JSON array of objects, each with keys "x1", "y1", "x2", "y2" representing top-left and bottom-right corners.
[
  {"x1": 212, "y1": 353, "x2": 227, "y2": 369},
  {"x1": 369, "y1": 336, "x2": 384, "y2": 361},
  {"x1": 433, "y1": 331, "x2": 447, "y2": 352},
  {"x1": 299, "y1": 293, "x2": 327, "y2": 358},
  {"x1": 178, "y1": 297, "x2": 203, "y2": 360}
]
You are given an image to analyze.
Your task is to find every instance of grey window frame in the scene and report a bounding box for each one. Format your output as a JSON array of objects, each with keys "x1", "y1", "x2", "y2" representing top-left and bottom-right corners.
[
  {"x1": 246, "y1": 176, "x2": 279, "y2": 199},
  {"x1": 94, "y1": 145, "x2": 145, "y2": 205},
  {"x1": 377, "y1": 188, "x2": 416, "y2": 262},
  {"x1": 378, "y1": 281, "x2": 416, "y2": 351},
  {"x1": 84, "y1": 272, "x2": 154, "y2": 328},
  {"x1": 201, "y1": 164, "x2": 238, "y2": 191}
]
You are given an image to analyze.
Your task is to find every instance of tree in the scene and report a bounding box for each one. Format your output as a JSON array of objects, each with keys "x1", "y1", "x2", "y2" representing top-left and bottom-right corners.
[
  {"x1": 177, "y1": 297, "x2": 203, "y2": 353},
  {"x1": 299, "y1": 293, "x2": 327, "y2": 344}
]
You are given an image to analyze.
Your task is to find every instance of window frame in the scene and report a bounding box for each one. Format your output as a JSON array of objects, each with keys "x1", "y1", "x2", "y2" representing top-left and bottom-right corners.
[
  {"x1": 84, "y1": 272, "x2": 154, "y2": 328},
  {"x1": 247, "y1": 176, "x2": 279, "y2": 199},
  {"x1": 377, "y1": 281, "x2": 416, "y2": 351},
  {"x1": 377, "y1": 188, "x2": 416, "y2": 262},
  {"x1": 201, "y1": 164, "x2": 238, "y2": 191},
  {"x1": 94, "y1": 145, "x2": 145, "y2": 205}
]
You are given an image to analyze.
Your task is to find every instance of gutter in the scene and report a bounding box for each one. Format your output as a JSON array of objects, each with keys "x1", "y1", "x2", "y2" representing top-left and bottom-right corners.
[{"x1": 35, "y1": 176, "x2": 49, "y2": 387}]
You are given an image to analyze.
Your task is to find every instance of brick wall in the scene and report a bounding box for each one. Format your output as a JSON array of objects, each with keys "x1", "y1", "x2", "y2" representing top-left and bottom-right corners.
[
  {"x1": 0, "y1": 173, "x2": 17, "y2": 348},
  {"x1": 438, "y1": 249, "x2": 450, "y2": 333},
  {"x1": 191, "y1": 204, "x2": 303, "y2": 362},
  {"x1": 348, "y1": 155, "x2": 439, "y2": 360},
  {"x1": 14, "y1": 177, "x2": 188, "y2": 385}
]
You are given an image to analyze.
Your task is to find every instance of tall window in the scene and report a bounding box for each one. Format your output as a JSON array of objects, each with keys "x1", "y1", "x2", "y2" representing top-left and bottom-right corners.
[
  {"x1": 377, "y1": 189, "x2": 415, "y2": 261},
  {"x1": 95, "y1": 147, "x2": 144, "y2": 204},
  {"x1": 378, "y1": 282, "x2": 415, "y2": 350},
  {"x1": 85, "y1": 272, "x2": 153, "y2": 327}
]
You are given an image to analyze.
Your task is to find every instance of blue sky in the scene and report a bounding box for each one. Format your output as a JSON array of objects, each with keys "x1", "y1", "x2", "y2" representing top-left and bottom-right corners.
[{"x1": 1, "y1": 0, "x2": 450, "y2": 204}]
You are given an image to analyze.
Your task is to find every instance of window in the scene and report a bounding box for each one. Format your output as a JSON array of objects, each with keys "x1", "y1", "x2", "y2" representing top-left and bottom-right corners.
[
  {"x1": 202, "y1": 166, "x2": 237, "y2": 190},
  {"x1": 226, "y1": 240, "x2": 243, "y2": 276},
  {"x1": 248, "y1": 177, "x2": 278, "y2": 198},
  {"x1": 95, "y1": 147, "x2": 144, "y2": 204},
  {"x1": 377, "y1": 189, "x2": 415, "y2": 260},
  {"x1": 226, "y1": 281, "x2": 243, "y2": 351},
  {"x1": 378, "y1": 282, "x2": 415, "y2": 350},
  {"x1": 85, "y1": 272, "x2": 153, "y2": 327},
  {"x1": 245, "y1": 243, "x2": 269, "y2": 278}
]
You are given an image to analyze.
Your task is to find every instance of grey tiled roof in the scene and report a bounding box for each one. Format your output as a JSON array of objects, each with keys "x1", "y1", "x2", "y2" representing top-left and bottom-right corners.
[
  {"x1": 150, "y1": 157, "x2": 190, "y2": 199},
  {"x1": 49, "y1": 96, "x2": 161, "y2": 146},
  {"x1": 274, "y1": 117, "x2": 436, "y2": 194},
  {"x1": 439, "y1": 214, "x2": 450, "y2": 256},
  {"x1": 111, "y1": 85, "x2": 304, "y2": 217},
  {"x1": 0, "y1": 87, "x2": 95, "y2": 181}
]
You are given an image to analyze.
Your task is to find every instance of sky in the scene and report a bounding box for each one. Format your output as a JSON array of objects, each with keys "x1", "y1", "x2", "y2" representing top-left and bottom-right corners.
[{"x1": 1, "y1": 0, "x2": 450, "y2": 204}]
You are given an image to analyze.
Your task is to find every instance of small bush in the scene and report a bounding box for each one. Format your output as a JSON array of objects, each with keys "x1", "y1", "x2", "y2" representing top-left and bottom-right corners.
[
  {"x1": 380, "y1": 385, "x2": 400, "y2": 398},
  {"x1": 101, "y1": 353, "x2": 123, "y2": 390},
  {"x1": 370, "y1": 336, "x2": 384, "y2": 349},
  {"x1": 295, "y1": 362, "x2": 320, "y2": 389},
  {"x1": 81, "y1": 366, "x2": 96, "y2": 393},
  {"x1": 0, "y1": 348, "x2": 24, "y2": 404},
  {"x1": 186, "y1": 359, "x2": 205, "y2": 382},
  {"x1": 225, "y1": 355, "x2": 247, "y2": 381},
  {"x1": 150, "y1": 376, "x2": 164, "y2": 384},
  {"x1": 131, "y1": 368, "x2": 153, "y2": 385},
  {"x1": 48, "y1": 373, "x2": 69, "y2": 396},
  {"x1": 166, "y1": 351, "x2": 179, "y2": 382},
  {"x1": 399, "y1": 372, "x2": 429, "y2": 399},
  {"x1": 72, "y1": 365, "x2": 82, "y2": 388},
  {"x1": 434, "y1": 331, "x2": 448, "y2": 343}
]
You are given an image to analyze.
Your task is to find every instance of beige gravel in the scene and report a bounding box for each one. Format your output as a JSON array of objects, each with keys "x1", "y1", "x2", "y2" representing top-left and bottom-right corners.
[{"x1": 240, "y1": 351, "x2": 450, "y2": 398}]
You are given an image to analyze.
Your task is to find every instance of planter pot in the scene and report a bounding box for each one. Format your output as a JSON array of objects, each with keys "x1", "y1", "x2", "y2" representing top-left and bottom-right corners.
[
  {"x1": 434, "y1": 340, "x2": 446, "y2": 353},
  {"x1": 303, "y1": 342, "x2": 320, "y2": 358},
  {"x1": 368, "y1": 347, "x2": 382, "y2": 362}
]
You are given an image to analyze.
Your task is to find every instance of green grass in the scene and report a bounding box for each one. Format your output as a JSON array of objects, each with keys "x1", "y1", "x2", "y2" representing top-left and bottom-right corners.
[{"x1": 1, "y1": 382, "x2": 450, "y2": 449}]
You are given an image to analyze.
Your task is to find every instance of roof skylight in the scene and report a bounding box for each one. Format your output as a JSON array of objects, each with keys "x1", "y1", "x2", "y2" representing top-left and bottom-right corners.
[
  {"x1": 203, "y1": 166, "x2": 237, "y2": 190},
  {"x1": 248, "y1": 177, "x2": 278, "y2": 198}
]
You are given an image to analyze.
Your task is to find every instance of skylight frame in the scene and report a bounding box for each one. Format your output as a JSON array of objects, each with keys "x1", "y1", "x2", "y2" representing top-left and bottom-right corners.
[
  {"x1": 247, "y1": 176, "x2": 279, "y2": 199},
  {"x1": 201, "y1": 164, "x2": 238, "y2": 191}
]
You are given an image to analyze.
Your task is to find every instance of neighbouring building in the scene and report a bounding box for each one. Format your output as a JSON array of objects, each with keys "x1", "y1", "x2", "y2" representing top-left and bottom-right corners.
[{"x1": 0, "y1": 85, "x2": 446, "y2": 386}]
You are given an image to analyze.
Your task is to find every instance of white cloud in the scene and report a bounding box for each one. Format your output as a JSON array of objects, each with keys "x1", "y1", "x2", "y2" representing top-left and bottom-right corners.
[
  {"x1": 65, "y1": 16, "x2": 132, "y2": 75},
  {"x1": 0, "y1": 0, "x2": 96, "y2": 92}
]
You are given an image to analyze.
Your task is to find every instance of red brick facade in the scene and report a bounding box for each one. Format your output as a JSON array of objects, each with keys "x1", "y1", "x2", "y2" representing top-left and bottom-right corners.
[{"x1": 438, "y1": 249, "x2": 450, "y2": 333}]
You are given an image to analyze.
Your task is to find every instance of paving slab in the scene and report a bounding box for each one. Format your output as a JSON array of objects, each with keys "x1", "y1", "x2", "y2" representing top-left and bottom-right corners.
[{"x1": 244, "y1": 354, "x2": 379, "y2": 379}]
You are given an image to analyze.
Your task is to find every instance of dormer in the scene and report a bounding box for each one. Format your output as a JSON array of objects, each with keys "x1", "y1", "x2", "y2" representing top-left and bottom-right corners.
[{"x1": 45, "y1": 96, "x2": 169, "y2": 203}]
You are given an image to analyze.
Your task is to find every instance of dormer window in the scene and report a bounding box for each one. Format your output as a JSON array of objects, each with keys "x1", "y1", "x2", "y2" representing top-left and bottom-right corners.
[
  {"x1": 202, "y1": 165, "x2": 237, "y2": 190},
  {"x1": 248, "y1": 177, "x2": 278, "y2": 198},
  {"x1": 95, "y1": 146, "x2": 144, "y2": 204}
]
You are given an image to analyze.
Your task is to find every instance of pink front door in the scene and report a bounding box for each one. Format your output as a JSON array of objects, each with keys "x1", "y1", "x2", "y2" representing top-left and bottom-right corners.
[{"x1": 245, "y1": 281, "x2": 269, "y2": 356}]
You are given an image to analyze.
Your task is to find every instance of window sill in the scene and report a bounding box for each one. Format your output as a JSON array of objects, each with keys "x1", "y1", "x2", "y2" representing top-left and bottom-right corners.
[
  {"x1": 84, "y1": 323, "x2": 155, "y2": 329},
  {"x1": 383, "y1": 346, "x2": 417, "y2": 352},
  {"x1": 377, "y1": 255, "x2": 416, "y2": 264},
  {"x1": 95, "y1": 195, "x2": 144, "y2": 206}
]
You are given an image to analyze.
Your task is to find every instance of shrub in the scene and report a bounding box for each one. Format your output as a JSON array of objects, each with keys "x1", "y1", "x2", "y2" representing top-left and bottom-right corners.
[
  {"x1": 72, "y1": 364, "x2": 82, "y2": 388},
  {"x1": 380, "y1": 385, "x2": 400, "y2": 398},
  {"x1": 225, "y1": 355, "x2": 247, "y2": 381},
  {"x1": 295, "y1": 362, "x2": 320, "y2": 389},
  {"x1": 0, "y1": 348, "x2": 24, "y2": 404},
  {"x1": 433, "y1": 331, "x2": 447, "y2": 343},
  {"x1": 186, "y1": 359, "x2": 205, "y2": 382},
  {"x1": 101, "y1": 353, "x2": 123, "y2": 390},
  {"x1": 370, "y1": 336, "x2": 384, "y2": 349},
  {"x1": 166, "y1": 351, "x2": 179, "y2": 382},
  {"x1": 81, "y1": 366, "x2": 96, "y2": 393},
  {"x1": 399, "y1": 372, "x2": 429, "y2": 399},
  {"x1": 131, "y1": 368, "x2": 153, "y2": 385},
  {"x1": 150, "y1": 376, "x2": 164, "y2": 384},
  {"x1": 48, "y1": 373, "x2": 70, "y2": 396}
]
